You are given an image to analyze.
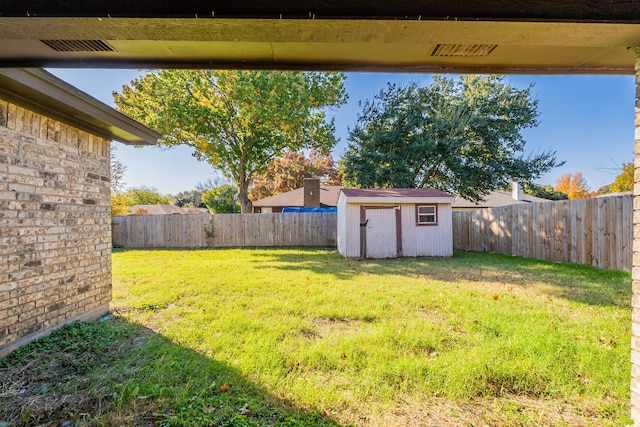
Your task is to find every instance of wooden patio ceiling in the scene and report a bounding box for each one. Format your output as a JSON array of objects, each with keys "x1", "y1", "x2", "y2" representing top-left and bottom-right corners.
[{"x1": 0, "y1": 1, "x2": 639, "y2": 73}]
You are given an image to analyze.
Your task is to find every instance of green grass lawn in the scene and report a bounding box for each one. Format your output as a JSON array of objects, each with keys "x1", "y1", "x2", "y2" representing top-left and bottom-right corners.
[{"x1": 0, "y1": 249, "x2": 632, "y2": 426}]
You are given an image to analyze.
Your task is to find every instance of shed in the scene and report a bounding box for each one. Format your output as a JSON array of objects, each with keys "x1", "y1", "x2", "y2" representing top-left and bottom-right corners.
[{"x1": 337, "y1": 188, "x2": 455, "y2": 259}]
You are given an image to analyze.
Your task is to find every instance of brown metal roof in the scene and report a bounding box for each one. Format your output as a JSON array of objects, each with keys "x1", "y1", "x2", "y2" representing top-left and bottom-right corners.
[
  {"x1": 340, "y1": 188, "x2": 453, "y2": 199},
  {"x1": 252, "y1": 185, "x2": 342, "y2": 207}
]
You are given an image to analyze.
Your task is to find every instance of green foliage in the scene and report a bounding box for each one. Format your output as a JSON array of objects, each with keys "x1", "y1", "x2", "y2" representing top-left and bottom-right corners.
[
  {"x1": 340, "y1": 75, "x2": 563, "y2": 202},
  {"x1": 114, "y1": 70, "x2": 347, "y2": 212},
  {"x1": 173, "y1": 189, "x2": 205, "y2": 208},
  {"x1": 125, "y1": 186, "x2": 172, "y2": 206},
  {"x1": 523, "y1": 183, "x2": 568, "y2": 200},
  {"x1": 202, "y1": 184, "x2": 241, "y2": 213},
  {"x1": 610, "y1": 162, "x2": 633, "y2": 193},
  {"x1": 204, "y1": 217, "x2": 216, "y2": 243}
]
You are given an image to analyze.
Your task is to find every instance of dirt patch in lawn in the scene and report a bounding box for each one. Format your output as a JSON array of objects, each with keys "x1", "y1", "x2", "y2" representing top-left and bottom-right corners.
[
  {"x1": 338, "y1": 395, "x2": 621, "y2": 427},
  {"x1": 310, "y1": 315, "x2": 377, "y2": 337}
]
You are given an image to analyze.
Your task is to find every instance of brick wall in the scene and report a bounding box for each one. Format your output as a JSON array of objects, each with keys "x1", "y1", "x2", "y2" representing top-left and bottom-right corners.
[
  {"x1": 303, "y1": 178, "x2": 321, "y2": 208},
  {"x1": 0, "y1": 98, "x2": 112, "y2": 357}
]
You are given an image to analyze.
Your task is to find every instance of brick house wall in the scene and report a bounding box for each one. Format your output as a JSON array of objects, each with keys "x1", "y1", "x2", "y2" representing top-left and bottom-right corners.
[{"x1": 0, "y1": 98, "x2": 112, "y2": 356}]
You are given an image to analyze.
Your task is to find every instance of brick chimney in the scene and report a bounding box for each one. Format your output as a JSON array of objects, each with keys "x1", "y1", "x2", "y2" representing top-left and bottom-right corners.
[
  {"x1": 303, "y1": 178, "x2": 321, "y2": 208},
  {"x1": 512, "y1": 182, "x2": 524, "y2": 201}
]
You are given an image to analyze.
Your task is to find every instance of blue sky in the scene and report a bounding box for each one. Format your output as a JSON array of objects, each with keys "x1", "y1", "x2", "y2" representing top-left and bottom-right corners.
[{"x1": 48, "y1": 69, "x2": 635, "y2": 195}]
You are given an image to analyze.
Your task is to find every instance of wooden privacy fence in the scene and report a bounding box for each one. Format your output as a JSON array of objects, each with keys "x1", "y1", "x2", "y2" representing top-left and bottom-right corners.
[
  {"x1": 111, "y1": 212, "x2": 337, "y2": 248},
  {"x1": 452, "y1": 195, "x2": 633, "y2": 272}
]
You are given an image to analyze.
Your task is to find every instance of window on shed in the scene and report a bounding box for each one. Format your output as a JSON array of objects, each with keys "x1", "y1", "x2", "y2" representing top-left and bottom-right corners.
[{"x1": 416, "y1": 205, "x2": 437, "y2": 225}]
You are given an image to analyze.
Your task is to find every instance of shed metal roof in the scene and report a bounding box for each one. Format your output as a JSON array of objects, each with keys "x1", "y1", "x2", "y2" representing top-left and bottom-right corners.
[{"x1": 340, "y1": 188, "x2": 455, "y2": 204}]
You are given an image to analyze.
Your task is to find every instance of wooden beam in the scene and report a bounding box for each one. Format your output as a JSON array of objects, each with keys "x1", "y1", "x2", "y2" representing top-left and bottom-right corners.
[{"x1": 1, "y1": 0, "x2": 639, "y2": 22}]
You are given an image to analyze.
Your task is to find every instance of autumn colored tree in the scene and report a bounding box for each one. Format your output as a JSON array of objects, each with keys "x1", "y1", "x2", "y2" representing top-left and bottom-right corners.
[
  {"x1": 249, "y1": 150, "x2": 341, "y2": 201},
  {"x1": 554, "y1": 173, "x2": 590, "y2": 199},
  {"x1": 114, "y1": 70, "x2": 347, "y2": 212},
  {"x1": 110, "y1": 194, "x2": 130, "y2": 217},
  {"x1": 591, "y1": 185, "x2": 611, "y2": 197},
  {"x1": 609, "y1": 162, "x2": 633, "y2": 193}
]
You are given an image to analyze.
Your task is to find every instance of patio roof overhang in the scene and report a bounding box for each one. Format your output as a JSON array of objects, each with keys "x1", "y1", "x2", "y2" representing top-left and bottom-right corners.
[
  {"x1": 0, "y1": 1, "x2": 639, "y2": 74},
  {"x1": 0, "y1": 68, "x2": 161, "y2": 145}
]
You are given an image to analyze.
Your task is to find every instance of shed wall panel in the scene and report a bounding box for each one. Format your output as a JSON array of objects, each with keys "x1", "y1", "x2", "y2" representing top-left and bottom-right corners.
[
  {"x1": 400, "y1": 203, "x2": 453, "y2": 257},
  {"x1": 337, "y1": 194, "x2": 348, "y2": 255}
]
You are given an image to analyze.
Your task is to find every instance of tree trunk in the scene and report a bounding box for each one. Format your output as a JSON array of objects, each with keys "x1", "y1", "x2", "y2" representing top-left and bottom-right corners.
[
  {"x1": 237, "y1": 179, "x2": 252, "y2": 213},
  {"x1": 236, "y1": 150, "x2": 253, "y2": 213}
]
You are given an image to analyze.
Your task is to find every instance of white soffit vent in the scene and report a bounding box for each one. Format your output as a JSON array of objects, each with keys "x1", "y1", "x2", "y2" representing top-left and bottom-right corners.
[
  {"x1": 431, "y1": 44, "x2": 497, "y2": 57},
  {"x1": 41, "y1": 39, "x2": 115, "y2": 52}
]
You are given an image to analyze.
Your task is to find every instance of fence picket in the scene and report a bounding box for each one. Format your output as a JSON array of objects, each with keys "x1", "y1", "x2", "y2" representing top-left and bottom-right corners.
[
  {"x1": 452, "y1": 195, "x2": 632, "y2": 272},
  {"x1": 112, "y1": 212, "x2": 337, "y2": 249}
]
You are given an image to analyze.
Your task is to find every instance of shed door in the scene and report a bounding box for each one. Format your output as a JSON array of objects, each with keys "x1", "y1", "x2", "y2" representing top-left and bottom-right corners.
[{"x1": 365, "y1": 208, "x2": 398, "y2": 258}]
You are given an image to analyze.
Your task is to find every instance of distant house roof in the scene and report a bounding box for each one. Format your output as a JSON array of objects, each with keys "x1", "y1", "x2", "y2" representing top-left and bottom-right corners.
[
  {"x1": 452, "y1": 190, "x2": 549, "y2": 209},
  {"x1": 592, "y1": 191, "x2": 632, "y2": 198},
  {"x1": 340, "y1": 188, "x2": 455, "y2": 204},
  {"x1": 252, "y1": 185, "x2": 343, "y2": 208},
  {"x1": 0, "y1": 68, "x2": 161, "y2": 145},
  {"x1": 128, "y1": 205, "x2": 208, "y2": 215}
]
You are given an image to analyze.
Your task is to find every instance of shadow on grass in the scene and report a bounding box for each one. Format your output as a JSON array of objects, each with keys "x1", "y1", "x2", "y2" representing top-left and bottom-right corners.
[
  {"x1": 0, "y1": 316, "x2": 345, "y2": 427},
  {"x1": 245, "y1": 248, "x2": 631, "y2": 309}
]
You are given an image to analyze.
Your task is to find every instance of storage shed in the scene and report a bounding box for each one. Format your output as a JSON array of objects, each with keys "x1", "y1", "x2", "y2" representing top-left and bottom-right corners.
[{"x1": 337, "y1": 188, "x2": 455, "y2": 258}]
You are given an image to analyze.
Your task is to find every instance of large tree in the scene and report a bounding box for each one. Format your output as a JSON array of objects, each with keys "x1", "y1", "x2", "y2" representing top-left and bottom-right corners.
[
  {"x1": 114, "y1": 70, "x2": 347, "y2": 212},
  {"x1": 340, "y1": 75, "x2": 562, "y2": 202},
  {"x1": 249, "y1": 150, "x2": 341, "y2": 201}
]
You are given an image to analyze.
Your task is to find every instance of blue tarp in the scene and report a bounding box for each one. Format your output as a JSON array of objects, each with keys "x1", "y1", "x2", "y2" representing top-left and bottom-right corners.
[{"x1": 281, "y1": 207, "x2": 337, "y2": 213}]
